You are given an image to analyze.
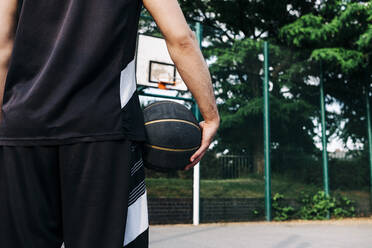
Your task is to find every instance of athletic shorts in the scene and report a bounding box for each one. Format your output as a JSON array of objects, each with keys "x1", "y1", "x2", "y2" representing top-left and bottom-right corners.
[{"x1": 0, "y1": 139, "x2": 149, "y2": 248}]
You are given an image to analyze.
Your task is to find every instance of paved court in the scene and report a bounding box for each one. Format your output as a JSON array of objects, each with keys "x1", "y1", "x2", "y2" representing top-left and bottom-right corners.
[{"x1": 149, "y1": 218, "x2": 372, "y2": 248}]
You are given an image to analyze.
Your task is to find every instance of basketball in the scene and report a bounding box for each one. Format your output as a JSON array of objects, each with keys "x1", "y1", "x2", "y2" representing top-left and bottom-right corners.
[{"x1": 142, "y1": 101, "x2": 202, "y2": 171}]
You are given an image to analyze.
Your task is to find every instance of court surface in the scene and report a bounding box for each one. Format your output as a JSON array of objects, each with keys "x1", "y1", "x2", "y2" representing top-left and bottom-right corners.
[{"x1": 149, "y1": 218, "x2": 372, "y2": 248}]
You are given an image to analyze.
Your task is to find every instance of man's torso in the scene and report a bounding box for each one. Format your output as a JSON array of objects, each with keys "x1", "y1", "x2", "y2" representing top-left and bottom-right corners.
[{"x1": 0, "y1": 0, "x2": 146, "y2": 145}]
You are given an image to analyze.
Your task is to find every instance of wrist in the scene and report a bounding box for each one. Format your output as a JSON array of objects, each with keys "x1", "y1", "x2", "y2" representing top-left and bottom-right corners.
[{"x1": 204, "y1": 115, "x2": 220, "y2": 126}]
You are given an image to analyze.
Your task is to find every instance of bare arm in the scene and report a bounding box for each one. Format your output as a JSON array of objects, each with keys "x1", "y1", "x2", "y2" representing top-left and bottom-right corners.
[
  {"x1": 0, "y1": 0, "x2": 18, "y2": 122},
  {"x1": 143, "y1": 0, "x2": 220, "y2": 170}
]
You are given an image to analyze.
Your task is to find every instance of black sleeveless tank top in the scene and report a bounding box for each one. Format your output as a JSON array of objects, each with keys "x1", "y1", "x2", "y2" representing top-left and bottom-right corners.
[{"x1": 0, "y1": 0, "x2": 146, "y2": 145}]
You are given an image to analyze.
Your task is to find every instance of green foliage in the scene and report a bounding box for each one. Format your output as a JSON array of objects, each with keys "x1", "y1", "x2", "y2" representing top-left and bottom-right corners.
[
  {"x1": 280, "y1": 14, "x2": 325, "y2": 47},
  {"x1": 357, "y1": 24, "x2": 372, "y2": 52},
  {"x1": 280, "y1": 2, "x2": 370, "y2": 47},
  {"x1": 178, "y1": 0, "x2": 317, "y2": 40},
  {"x1": 173, "y1": 1, "x2": 322, "y2": 174},
  {"x1": 271, "y1": 191, "x2": 356, "y2": 221},
  {"x1": 279, "y1": 0, "x2": 372, "y2": 147},
  {"x1": 298, "y1": 191, "x2": 335, "y2": 220},
  {"x1": 332, "y1": 194, "x2": 356, "y2": 219},
  {"x1": 140, "y1": 0, "x2": 372, "y2": 175},
  {"x1": 281, "y1": 2, "x2": 371, "y2": 71},
  {"x1": 310, "y1": 48, "x2": 365, "y2": 73},
  {"x1": 298, "y1": 191, "x2": 356, "y2": 220},
  {"x1": 207, "y1": 37, "x2": 320, "y2": 173},
  {"x1": 272, "y1": 193, "x2": 295, "y2": 221}
]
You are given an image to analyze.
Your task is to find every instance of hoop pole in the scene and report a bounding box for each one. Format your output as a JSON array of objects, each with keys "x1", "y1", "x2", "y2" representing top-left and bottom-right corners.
[
  {"x1": 192, "y1": 101, "x2": 200, "y2": 226},
  {"x1": 263, "y1": 41, "x2": 272, "y2": 222},
  {"x1": 193, "y1": 22, "x2": 203, "y2": 226}
]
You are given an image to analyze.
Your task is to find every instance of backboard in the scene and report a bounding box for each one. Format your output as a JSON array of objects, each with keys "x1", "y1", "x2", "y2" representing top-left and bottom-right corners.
[{"x1": 136, "y1": 34, "x2": 188, "y2": 91}]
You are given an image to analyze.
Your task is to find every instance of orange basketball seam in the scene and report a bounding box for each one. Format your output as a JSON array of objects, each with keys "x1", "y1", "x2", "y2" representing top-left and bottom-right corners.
[
  {"x1": 145, "y1": 144, "x2": 199, "y2": 152},
  {"x1": 144, "y1": 119, "x2": 200, "y2": 130}
]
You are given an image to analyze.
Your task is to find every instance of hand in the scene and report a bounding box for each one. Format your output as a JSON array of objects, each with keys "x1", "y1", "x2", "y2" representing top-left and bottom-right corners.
[{"x1": 183, "y1": 119, "x2": 220, "y2": 171}]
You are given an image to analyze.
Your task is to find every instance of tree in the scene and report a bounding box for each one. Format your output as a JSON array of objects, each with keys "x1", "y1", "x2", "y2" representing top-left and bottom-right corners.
[
  {"x1": 279, "y1": 1, "x2": 372, "y2": 150},
  {"x1": 204, "y1": 38, "x2": 319, "y2": 174},
  {"x1": 139, "y1": 1, "x2": 363, "y2": 175},
  {"x1": 176, "y1": 0, "x2": 322, "y2": 175}
]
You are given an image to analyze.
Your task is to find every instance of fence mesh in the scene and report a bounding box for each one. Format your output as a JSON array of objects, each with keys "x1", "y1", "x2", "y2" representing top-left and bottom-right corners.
[{"x1": 138, "y1": 14, "x2": 371, "y2": 223}]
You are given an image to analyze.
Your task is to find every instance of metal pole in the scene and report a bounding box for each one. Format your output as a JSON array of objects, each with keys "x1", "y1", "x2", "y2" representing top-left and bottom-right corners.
[
  {"x1": 365, "y1": 86, "x2": 372, "y2": 209},
  {"x1": 263, "y1": 41, "x2": 272, "y2": 221},
  {"x1": 192, "y1": 101, "x2": 200, "y2": 226},
  {"x1": 320, "y1": 63, "x2": 329, "y2": 197},
  {"x1": 193, "y1": 22, "x2": 203, "y2": 226},
  {"x1": 319, "y1": 63, "x2": 330, "y2": 219},
  {"x1": 196, "y1": 22, "x2": 203, "y2": 54}
]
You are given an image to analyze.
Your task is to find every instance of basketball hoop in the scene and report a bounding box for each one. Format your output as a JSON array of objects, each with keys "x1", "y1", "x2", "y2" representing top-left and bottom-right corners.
[
  {"x1": 136, "y1": 34, "x2": 188, "y2": 92},
  {"x1": 158, "y1": 81, "x2": 176, "y2": 90}
]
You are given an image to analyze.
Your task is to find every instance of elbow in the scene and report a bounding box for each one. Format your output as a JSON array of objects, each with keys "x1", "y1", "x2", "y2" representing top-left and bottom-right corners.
[
  {"x1": 0, "y1": 44, "x2": 13, "y2": 69},
  {"x1": 0, "y1": 55, "x2": 12, "y2": 70},
  {"x1": 167, "y1": 28, "x2": 197, "y2": 50}
]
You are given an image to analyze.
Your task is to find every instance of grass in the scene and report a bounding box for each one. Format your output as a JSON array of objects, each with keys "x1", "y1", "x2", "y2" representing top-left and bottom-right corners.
[
  {"x1": 145, "y1": 174, "x2": 321, "y2": 198},
  {"x1": 145, "y1": 174, "x2": 369, "y2": 205}
]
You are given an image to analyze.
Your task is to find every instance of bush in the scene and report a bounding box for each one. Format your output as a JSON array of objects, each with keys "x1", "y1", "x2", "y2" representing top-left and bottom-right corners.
[
  {"x1": 298, "y1": 191, "x2": 335, "y2": 220},
  {"x1": 298, "y1": 191, "x2": 356, "y2": 220},
  {"x1": 272, "y1": 193, "x2": 295, "y2": 221},
  {"x1": 332, "y1": 193, "x2": 356, "y2": 218},
  {"x1": 273, "y1": 191, "x2": 356, "y2": 221}
]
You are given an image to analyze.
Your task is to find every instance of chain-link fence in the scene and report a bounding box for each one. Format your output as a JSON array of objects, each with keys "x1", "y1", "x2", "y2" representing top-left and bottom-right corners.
[{"x1": 138, "y1": 14, "x2": 371, "y2": 224}]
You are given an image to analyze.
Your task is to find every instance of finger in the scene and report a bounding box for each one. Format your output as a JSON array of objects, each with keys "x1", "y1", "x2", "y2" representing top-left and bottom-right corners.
[
  {"x1": 185, "y1": 153, "x2": 202, "y2": 170},
  {"x1": 190, "y1": 142, "x2": 208, "y2": 162},
  {"x1": 184, "y1": 157, "x2": 200, "y2": 170},
  {"x1": 191, "y1": 135, "x2": 211, "y2": 159},
  {"x1": 185, "y1": 155, "x2": 203, "y2": 170},
  {"x1": 184, "y1": 149, "x2": 207, "y2": 170},
  {"x1": 183, "y1": 159, "x2": 199, "y2": 171},
  {"x1": 189, "y1": 121, "x2": 211, "y2": 162}
]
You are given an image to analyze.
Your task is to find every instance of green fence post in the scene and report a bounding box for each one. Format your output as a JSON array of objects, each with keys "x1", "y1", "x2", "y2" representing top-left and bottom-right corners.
[
  {"x1": 319, "y1": 63, "x2": 330, "y2": 218},
  {"x1": 263, "y1": 41, "x2": 271, "y2": 221},
  {"x1": 365, "y1": 86, "x2": 372, "y2": 209},
  {"x1": 194, "y1": 22, "x2": 203, "y2": 121}
]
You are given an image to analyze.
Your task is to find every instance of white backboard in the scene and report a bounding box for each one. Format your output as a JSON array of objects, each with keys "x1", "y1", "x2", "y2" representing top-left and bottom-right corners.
[{"x1": 136, "y1": 34, "x2": 188, "y2": 91}]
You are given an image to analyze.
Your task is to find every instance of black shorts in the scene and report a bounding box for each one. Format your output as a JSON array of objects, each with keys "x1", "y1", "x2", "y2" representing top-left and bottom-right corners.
[{"x1": 0, "y1": 139, "x2": 149, "y2": 248}]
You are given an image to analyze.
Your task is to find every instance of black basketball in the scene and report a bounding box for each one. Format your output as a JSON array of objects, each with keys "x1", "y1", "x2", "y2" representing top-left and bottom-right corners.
[{"x1": 142, "y1": 101, "x2": 202, "y2": 171}]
